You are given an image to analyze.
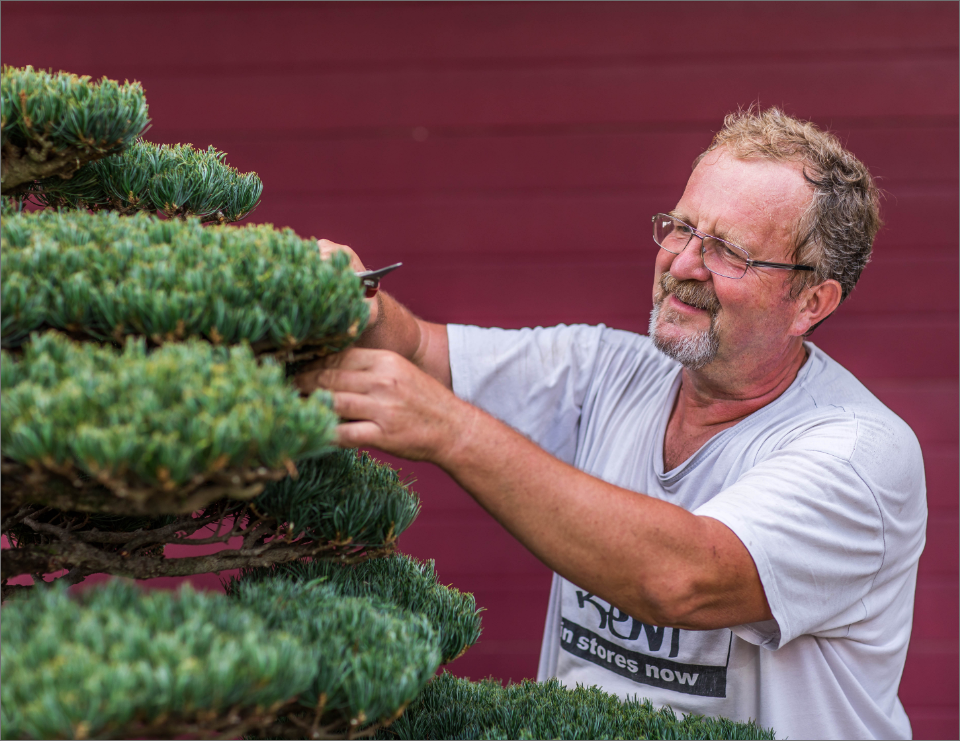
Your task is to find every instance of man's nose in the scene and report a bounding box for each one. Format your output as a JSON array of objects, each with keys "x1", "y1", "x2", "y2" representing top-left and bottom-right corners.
[{"x1": 668, "y1": 238, "x2": 712, "y2": 282}]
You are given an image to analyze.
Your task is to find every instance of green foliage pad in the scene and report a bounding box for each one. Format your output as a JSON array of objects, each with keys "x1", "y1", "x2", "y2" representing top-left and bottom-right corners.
[
  {"x1": 253, "y1": 451, "x2": 422, "y2": 549},
  {"x1": 32, "y1": 140, "x2": 263, "y2": 223},
  {"x1": 0, "y1": 581, "x2": 319, "y2": 740},
  {"x1": 1, "y1": 208, "x2": 368, "y2": 353},
  {"x1": 0, "y1": 579, "x2": 452, "y2": 739},
  {"x1": 1, "y1": 65, "x2": 149, "y2": 193},
  {"x1": 1, "y1": 332, "x2": 338, "y2": 509},
  {"x1": 381, "y1": 672, "x2": 777, "y2": 740},
  {"x1": 230, "y1": 578, "x2": 443, "y2": 732},
  {"x1": 231, "y1": 552, "x2": 482, "y2": 664}
]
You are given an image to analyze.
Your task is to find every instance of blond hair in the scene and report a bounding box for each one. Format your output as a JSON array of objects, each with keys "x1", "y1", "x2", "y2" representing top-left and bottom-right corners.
[{"x1": 695, "y1": 107, "x2": 881, "y2": 328}]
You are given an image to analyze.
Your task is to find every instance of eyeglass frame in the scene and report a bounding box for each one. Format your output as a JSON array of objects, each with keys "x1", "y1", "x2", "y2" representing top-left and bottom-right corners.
[{"x1": 651, "y1": 213, "x2": 814, "y2": 278}]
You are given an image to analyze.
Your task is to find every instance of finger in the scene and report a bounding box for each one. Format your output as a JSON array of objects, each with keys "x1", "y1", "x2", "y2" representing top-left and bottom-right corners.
[
  {"x1": 294, "y1": 350, "x2": 387, "y2": 394},
  {"x1": 311, "y1": 368, "x2": 377, "y2": 395},
  {"x1": 295, "y1": 349, "x2": 376, "y2": 380},
  {"x1": 330, "y1": 390, "x2": 381, "y2": 421},
  {"x1": 334, "y1": 420, "x2": 383, "y2": 449},
  {"x1": 294, "y1": 356, "x2": 345, "y2": 394},
  {"x1": 323, "y1": 347, "x2": 396, "y2": 372},
  {"x1": 296, "y1": 348, "x2": 361, "y2": 374},
  {"x1": 293, "y1": 369, "x2": 322, "y2": 395}
]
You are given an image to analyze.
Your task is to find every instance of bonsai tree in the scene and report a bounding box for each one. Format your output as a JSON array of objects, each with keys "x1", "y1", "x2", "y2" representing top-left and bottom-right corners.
[
  {"x1": 0, "y1": 65, "x2": 480, "y2": 740},
  {"x1": 0, "y1": 66, "x2": 775, "y2": 741}
]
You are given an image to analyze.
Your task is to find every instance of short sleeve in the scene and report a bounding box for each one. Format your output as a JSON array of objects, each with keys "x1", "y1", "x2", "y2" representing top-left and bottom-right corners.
[
  {"x1": 447, "y1": 324, "x2": 606, "y2": 463},
  {"x1": 694, "y1": 430, "x2": 885, "y2": 649}
]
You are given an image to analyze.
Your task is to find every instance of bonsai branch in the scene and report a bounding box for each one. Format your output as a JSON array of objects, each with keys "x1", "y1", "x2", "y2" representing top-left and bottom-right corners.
[
  {"x1": 1, "y1": 139, "x2": 110, "y2": 194},
  {"x1": 1, "y1": 503, "x2": 395, "y2": 599}
]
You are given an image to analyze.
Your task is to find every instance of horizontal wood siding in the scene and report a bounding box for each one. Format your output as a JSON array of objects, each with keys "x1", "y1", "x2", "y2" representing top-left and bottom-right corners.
[{"x1": 3, "y1": 2, "x2": 955, "y2": 737}]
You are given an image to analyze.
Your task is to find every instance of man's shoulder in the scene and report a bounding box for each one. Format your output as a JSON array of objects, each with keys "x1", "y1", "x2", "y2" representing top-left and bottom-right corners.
[
  {"x1": 799, "y1": 344, "x2": 918, "y2": 434},
  {"x1": 782, "y1": 343, "x2": 923, "y2": 474}
]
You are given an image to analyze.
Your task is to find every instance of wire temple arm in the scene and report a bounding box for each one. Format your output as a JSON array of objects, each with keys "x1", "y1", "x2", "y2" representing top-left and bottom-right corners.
[{"x1": 747, "y1": 259, "x2": 814, "y2": 272}]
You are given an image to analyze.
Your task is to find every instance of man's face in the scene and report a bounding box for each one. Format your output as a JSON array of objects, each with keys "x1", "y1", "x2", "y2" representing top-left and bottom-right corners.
[{"x1": 649, "y1": 149, "x2": 813, "y2": 374}]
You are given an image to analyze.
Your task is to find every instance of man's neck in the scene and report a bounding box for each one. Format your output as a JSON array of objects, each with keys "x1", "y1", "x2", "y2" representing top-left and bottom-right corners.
[
  {"x1": 675, "y1": 340, "x2": 809, "y2": 428},
  {"x1": 663, "y1": 341, "x2": 808, "y2": 471}
]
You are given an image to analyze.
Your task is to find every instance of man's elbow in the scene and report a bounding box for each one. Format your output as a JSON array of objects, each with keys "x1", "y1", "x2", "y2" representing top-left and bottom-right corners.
[
  {"x1": 634, "y1": 569, "x2": 771, "y2": 630},
  {"x1": 635, "y1": 574, "x2": 706, "y2": 629}
]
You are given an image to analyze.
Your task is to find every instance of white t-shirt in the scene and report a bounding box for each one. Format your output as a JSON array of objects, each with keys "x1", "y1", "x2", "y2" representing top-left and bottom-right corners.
[{"x1": 447, "y1": 323, "x2": 927, "y2": 741}]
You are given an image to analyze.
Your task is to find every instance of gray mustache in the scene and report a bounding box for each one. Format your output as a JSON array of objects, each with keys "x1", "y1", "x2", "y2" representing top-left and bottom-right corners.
[{"x1": 659, "y1": 272, "x2": 721, "y2": 314}]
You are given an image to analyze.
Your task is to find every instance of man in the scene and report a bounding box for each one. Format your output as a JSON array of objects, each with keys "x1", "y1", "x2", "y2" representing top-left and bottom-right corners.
[{"x1": 297, "y1": 108, "x2": 926, "y2": 739}]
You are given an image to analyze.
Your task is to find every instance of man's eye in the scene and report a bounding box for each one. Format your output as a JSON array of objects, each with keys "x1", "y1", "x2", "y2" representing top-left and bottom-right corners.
[{"x1": 720, "y1": 242, "x2": 745, "y2": 262}]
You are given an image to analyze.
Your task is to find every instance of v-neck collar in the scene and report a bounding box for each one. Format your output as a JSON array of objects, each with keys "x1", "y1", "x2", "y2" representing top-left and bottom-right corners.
[{"x1": 655, "y1": 343, "x2": 821, "y2": 485}]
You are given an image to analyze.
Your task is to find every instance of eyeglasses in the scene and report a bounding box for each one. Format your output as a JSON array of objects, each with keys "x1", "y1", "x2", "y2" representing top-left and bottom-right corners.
[{"x1": 652, "y1": 213, "x2": 814, "y2": 279}]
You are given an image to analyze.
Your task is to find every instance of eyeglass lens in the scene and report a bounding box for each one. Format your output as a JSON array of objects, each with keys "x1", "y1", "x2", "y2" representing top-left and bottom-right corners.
[{"x1": 652, "y1": 214, "x2": 748, "y2": 279}]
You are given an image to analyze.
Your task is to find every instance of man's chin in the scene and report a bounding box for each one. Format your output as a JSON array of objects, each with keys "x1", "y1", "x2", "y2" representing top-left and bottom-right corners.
[{"x1": 648, "y1": 305, "x2": 720, "y2": 370}]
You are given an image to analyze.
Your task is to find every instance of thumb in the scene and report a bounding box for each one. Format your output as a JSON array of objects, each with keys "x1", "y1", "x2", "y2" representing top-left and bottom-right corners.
[{"x1": 318, "y1": 239, "x2": 367, "y2": 273}]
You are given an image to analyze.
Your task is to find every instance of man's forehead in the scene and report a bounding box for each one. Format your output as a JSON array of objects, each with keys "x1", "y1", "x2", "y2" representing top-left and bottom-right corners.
[
  {"x1": 676, "y1": 151, "x2": 811, "y2": 246},
  {"x1": 693, "y1": 150, "x2": 809, "y2": 201}
]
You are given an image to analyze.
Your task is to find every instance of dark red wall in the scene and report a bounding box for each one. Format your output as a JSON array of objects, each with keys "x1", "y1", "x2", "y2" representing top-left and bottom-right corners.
[{"x1": 3, "y1": 3, "x2": 956, "y2": 738}]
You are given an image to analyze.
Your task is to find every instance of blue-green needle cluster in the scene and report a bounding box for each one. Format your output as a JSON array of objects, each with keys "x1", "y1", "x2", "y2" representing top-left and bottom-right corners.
[
  {"x1": 231, "y1": 553, "x2": 482, "y2": 664},
  {"x1": 1, "y1": 208, "x2": 368, "y2": 352},
  {"x1": 381, "y1": 672, "x2": 777, "y2": 741},
  {"x1": 1, "y1": 579, "x2": 454, "y2": 740},
  {"x1": 0, "y1": 581, "x2": 319, "y2": 740},
  {"x1": 32, "y1": 140, "x2": 263, "y2": 223},
  {"x1": 1, "y1": 332, "x2": 338, "y2": 503},
  {"x1": 253, "y1": 451, "x2": 421, "y2": 548},
  {"x1": 233, "y1": 578, "x2": 443, "y2": 731},
  {"x1": 1, "y1": 65, "x2": 149, "y2": 193}
]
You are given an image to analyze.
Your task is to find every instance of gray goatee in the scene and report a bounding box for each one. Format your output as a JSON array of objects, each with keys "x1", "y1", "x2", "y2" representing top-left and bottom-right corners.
[{"x1": 648, "y1": 272, "x2": 721, "y2": 370}]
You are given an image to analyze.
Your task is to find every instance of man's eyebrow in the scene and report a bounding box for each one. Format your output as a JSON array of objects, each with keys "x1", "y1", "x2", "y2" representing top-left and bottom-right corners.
[
  {"x1": 668, "y1": 210, "x2": 752, "y2": 252},
  {"x1": 714, "y1": 226, "x2": 750, "y2": 251}
]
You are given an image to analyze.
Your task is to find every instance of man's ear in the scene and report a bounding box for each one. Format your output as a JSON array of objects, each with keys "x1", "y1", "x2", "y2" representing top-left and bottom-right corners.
[{"x1": 791, "y1": 278, "x2": 842, "y2": 336}]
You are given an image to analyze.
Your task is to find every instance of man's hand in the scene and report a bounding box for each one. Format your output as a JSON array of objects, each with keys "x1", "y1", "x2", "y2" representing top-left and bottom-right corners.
[
  {"x1": 295, "y1": 347, "x2": 473, "y2": 461},
  {"x1": 318, "y1": 237, "x2": 366, "y2": 272},
  {"x1": 318, "y1": 238, "x2": 379, "y2": 327},
  {"x1": 315, "y1": 238, "x2": 451, "y2": 385}
]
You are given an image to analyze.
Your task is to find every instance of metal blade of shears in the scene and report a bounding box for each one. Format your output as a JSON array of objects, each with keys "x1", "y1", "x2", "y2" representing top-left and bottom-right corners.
[{"x1": 356, "y1": 262, "x2": 402, "y2": 298}]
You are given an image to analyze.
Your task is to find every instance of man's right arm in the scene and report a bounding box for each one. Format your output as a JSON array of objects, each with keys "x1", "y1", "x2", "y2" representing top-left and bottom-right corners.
[{"x1": 318, "y1": 239, "x2": 452, "y2": 389}]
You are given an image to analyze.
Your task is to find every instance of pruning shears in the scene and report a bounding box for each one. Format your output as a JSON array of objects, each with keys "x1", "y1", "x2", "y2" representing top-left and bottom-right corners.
[{"x1": 356, "y1": 263, "x2": 402, "y2": 298}]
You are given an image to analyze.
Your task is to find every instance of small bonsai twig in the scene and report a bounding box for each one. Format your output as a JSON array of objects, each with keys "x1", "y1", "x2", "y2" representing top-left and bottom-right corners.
[
  {"x1": 63, "y1": 512, "x2": 92, "y2": 532},
  {"x1": 172, "y1": 505, "x2": 248, "y2": 546},
  {"x1": 1, "y1": 504, "x2": 50, "y2": 533},
  {"x1": 239, "y1": 518, "x2": 275, "y2": 553},
  {"x1": 22, "y1": 514, "x2": 72, "y2": 541}
]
